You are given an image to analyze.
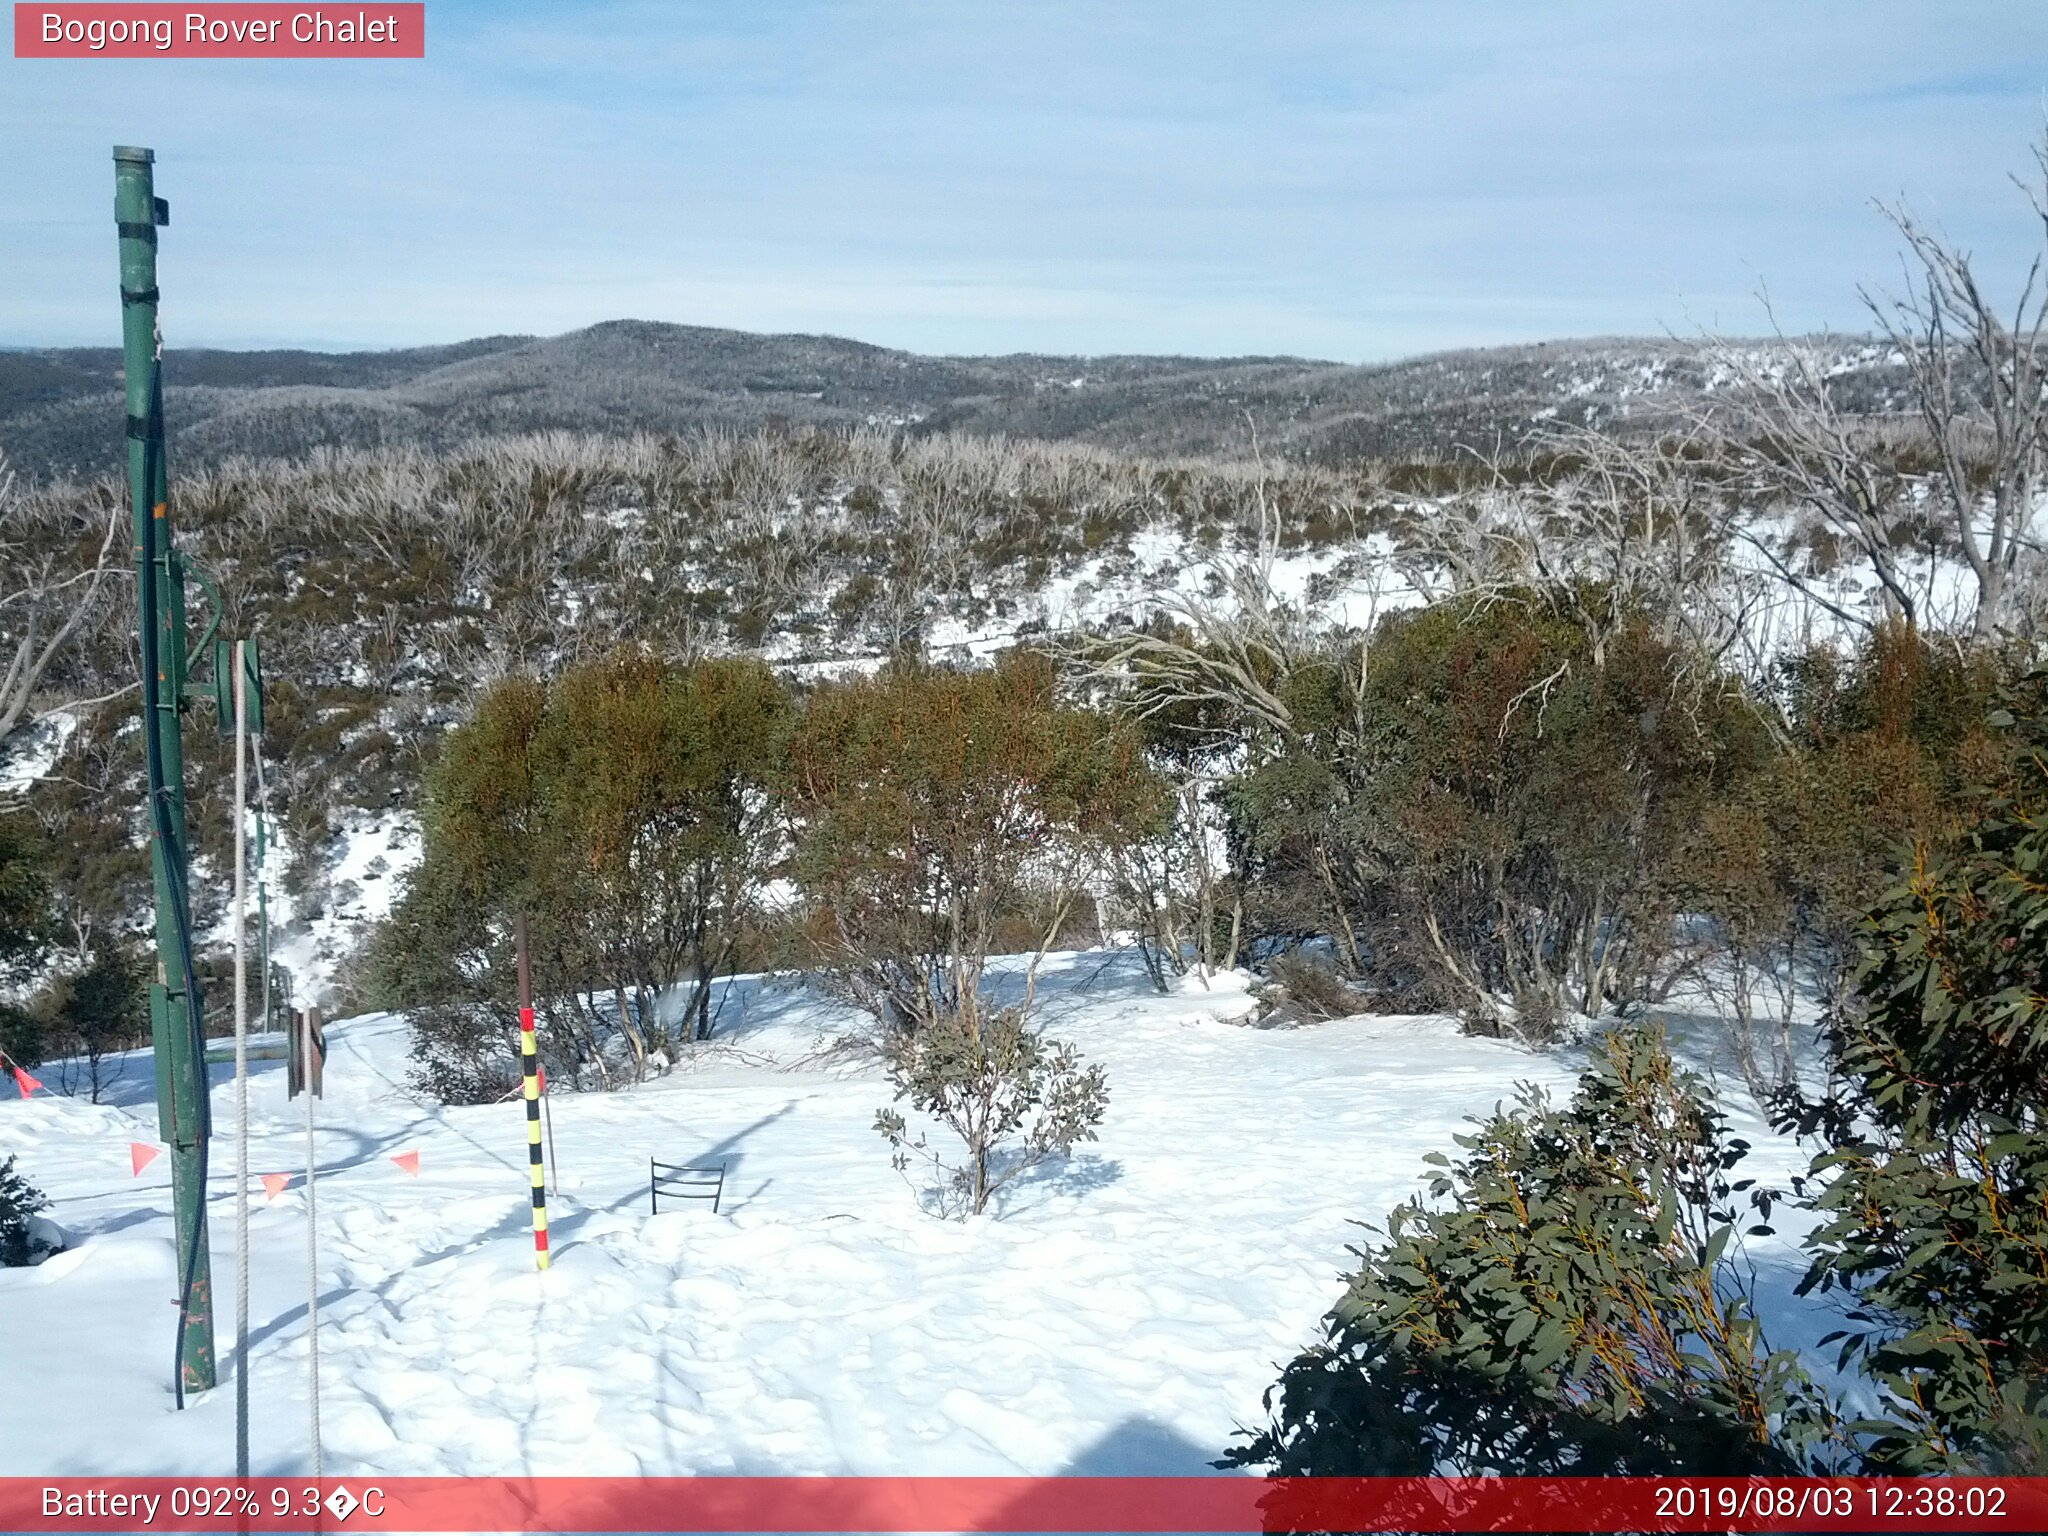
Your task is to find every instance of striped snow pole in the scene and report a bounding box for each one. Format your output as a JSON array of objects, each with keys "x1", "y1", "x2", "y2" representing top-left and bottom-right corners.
[{"x1": 515, "y1": 914, "x2": 550, "y2": 1271}]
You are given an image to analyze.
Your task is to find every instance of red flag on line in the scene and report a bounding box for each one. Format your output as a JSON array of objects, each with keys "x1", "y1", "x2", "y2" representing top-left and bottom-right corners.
[
  {"x1": 261, "y1": 1173, "x2": 291, "y2": 1202},
  {"x1": 130, "y1": 1142, "x2": 161, "y2": 1177},
  {"x1": 391, "y1": 1150, "x2": 420, "y2": 1177},
  {"x1": 10, "y1": 1066, "x2": 40, "y2": 1098},
  {"x1": 537, "y1": 1065, "x2": 546, "y2": 1094}
]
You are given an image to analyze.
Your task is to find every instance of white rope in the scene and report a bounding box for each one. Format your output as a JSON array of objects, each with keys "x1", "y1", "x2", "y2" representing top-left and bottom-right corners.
[
  {"x1": 256, "y1": 740, "x2": 322, "y2": 1475},
  {"x1": 232, "y1": 641, "x2": 251, "y2": 1478},
  {"x1": 302, "y1": 1001, "x2": 322, "y2": 1476}
]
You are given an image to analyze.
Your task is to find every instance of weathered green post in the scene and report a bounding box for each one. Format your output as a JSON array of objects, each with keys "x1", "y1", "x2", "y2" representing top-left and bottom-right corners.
[{"x1": 115, "y1": 144, "x2": 216, "y2": 1398}]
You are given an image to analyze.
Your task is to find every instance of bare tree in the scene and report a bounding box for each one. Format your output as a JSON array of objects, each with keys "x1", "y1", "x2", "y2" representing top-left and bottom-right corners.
[
  {"x1": 1070, "y1": 436, "x2": 1384, "y2": 975},
  {"x1": 0, "y1": 455, "x2": 127, "y2": 755},
  {"x1": 1866, "y1": 155, "x2": 2048, "y2": 638},
  {"x1": 1079, "y1": 459, "x2": 1342, "y2": 747},
  {"x1": 1696, "y1": 326, "x2": 1924, "y2": 633},
  {"x1": 1703, "y1": 136, "x2": 2048, "y2": 640},
  {"x1": 1409, "y1": 424, "x2": 1743, "y2": 661}
]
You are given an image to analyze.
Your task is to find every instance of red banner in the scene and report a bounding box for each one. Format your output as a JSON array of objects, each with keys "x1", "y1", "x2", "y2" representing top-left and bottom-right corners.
[
  {"x1": 0, "y1": 1476, "x2": 2039, "y2": 1533},
  {"x1": 13, "y1": 5, "x2": 424, "y2": 58}
]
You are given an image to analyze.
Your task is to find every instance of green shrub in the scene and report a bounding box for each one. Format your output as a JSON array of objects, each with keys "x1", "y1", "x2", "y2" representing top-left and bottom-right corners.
[
  {"x1": 53, "y1": 941, "x2": 146, "y2": 1104},
  {"x1": 1227, "y1": 1027, "x2": 1839, "y2": 1475},
  {"x1": 790, "y1": 649, "x2": 1161, "y2": 1035},
  {"x1": 1230, "y1": 592, "x2": 1770, "y2": 1035},
  {"x1": 874, "y1": 1004, "x2": 1108, "y2": 1218},
  {"x1": 1785, "y1": 671, "x2": 2048, "y2": 1472},
  {"x1": 0, "y1": 1002, "x2": 45, "y2": 1073},
  {"x1": 0, "y1": 813, "x2": 51, "y2": 985},
  {"x1": 0, "y1": 1156, "x2": 53, "y2": 1268},
  {"x1": 389, "y1": 650, "x2": 793, "y2": 1094}
]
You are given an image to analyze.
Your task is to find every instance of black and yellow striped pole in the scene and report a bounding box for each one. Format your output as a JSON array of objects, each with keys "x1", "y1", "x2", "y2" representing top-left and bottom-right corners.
[{"x1": 514, "y1": 914, "x2": 550, "y2": 1270}]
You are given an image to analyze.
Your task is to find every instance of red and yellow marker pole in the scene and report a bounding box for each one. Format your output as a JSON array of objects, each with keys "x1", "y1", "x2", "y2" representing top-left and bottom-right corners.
[{"x1": 515, "y1": 914, "x2": 550, "y2": 1271}]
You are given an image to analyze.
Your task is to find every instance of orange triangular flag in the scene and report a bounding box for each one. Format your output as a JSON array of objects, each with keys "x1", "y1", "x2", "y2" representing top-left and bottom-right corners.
[
  {"x1": 131, "y1": 1142, "x2": 161, "y2": 1176},
  {"x1": 391, "y1": 1150, "x2": 420, "y2": 1177},
  {"x1": 536, "y1": 1066, "x2": 546, "y2": 1094},
  {"x1": 12, "y1": 1066, "x2": 41, "y2": 1098},
  {"x1": 261, "y1": 1172, "x2": 291, "y2": 1202}
]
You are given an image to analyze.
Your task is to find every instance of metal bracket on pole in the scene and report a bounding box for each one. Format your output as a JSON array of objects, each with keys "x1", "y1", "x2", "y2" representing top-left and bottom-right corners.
[
  {"x1": 214, "y1": 636, "x2": 264, "y2": 737},
  {"x1": 181, "y1": 557, "x2": 222, "y2": 687}
]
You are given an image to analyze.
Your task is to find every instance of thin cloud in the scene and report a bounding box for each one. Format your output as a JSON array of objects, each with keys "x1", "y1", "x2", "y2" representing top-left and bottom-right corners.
[{"x1": 2, "y1": 1, "x2": 2045, "y2": 357}]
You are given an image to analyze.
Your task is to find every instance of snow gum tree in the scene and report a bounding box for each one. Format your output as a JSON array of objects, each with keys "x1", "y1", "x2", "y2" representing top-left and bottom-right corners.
[
  {"x1": 533, "y1": 651, "x2": 793, "y2": 1054},
  {"x1": 790, "y1": 650, "x2": 1157, "y2": 1214},
  {"x1": 386, "y1": 649, "x2": 792, "y2": 1095},
  {"x1": 1705, "y1": 132, "x2": 2048, "y2": 641},
  {"x1": 0, "y1": 451, "x2": 126, "y2": 757},
  {"x1": 1092, "y1": 621, "x2": 1249, "y2": 990}
]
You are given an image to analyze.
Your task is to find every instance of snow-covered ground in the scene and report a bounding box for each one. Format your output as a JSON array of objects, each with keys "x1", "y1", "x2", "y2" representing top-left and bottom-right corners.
[
  {"x1": 0, "y1": 952, "x2": 1833, "y2": 1479},
  {"x1": 0, "y1": 710, "x2": 77, "y2": 798},
  {"x1": 258, "y1": 810, "x2": 421, "y2": 1006}
]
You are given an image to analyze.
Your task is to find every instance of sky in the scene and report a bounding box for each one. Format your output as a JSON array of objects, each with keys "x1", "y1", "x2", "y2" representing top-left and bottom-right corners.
[{"x1": 3, "y1": 1, "x2": 2047, "y2": 360}]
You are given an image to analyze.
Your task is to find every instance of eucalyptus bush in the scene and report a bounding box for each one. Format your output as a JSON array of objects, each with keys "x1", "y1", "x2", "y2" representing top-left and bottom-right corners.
[
  {"x1": 874, "y1": 1004, "x2": 1108, "y2": 1218},
  {"x1": 1784, "y1": 672, "x2": 2048, "y2": 1472},
  {"x1": 1226, "y1": 1027, "x2": 1839, "y2": 1476},
  {"x1": 385, "y1": 649, "x2": 792, "y2": 1095}
]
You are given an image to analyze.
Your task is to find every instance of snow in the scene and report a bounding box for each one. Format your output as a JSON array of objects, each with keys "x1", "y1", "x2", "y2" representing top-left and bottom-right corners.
[
  {"x1": 0, "y1": 709, "x2": 78, "y2": 797},
  {"x1": 255, "y1": 810, "x2": 421, "y2": 1008},
  {"x1": 0, "y1": 949, "x2": 1836, "y2": 1478},
  {"x1": 4, "y1": 948, "x2": 1797, "y2": 1479}
]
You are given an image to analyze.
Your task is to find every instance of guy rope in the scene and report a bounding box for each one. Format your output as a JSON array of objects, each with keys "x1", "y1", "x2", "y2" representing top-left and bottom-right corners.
[
  {"x1": 232, "y1": 638, "x2": 252, "y2": 1476},
  {"x1": 225, "y1": 636, "x2": 274, "y2": 1475},
  {"x1": 293, "y1": 1005, "x2": 325, "y2": 1475}
]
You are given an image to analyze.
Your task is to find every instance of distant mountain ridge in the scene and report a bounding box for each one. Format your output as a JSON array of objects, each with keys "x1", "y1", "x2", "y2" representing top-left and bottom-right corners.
[{"x1": 0, "y1": 319, "x2": 1899, "y2": 483}]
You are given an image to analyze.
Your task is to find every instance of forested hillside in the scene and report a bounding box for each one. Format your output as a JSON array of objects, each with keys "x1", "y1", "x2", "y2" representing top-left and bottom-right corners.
[{"x1": 0, "y1": 323, "x2": 1910, "y2": 484}]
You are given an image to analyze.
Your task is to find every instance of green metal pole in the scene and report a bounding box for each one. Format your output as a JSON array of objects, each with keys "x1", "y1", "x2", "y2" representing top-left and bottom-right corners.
[{"x1": 116, "y1": 145, "x2": 216, "y2": 1397}]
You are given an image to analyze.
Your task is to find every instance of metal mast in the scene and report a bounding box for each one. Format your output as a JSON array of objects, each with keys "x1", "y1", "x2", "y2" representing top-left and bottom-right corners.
[{"x1": 116, "y1": 144, "x2": 216, "y2": 1399}]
